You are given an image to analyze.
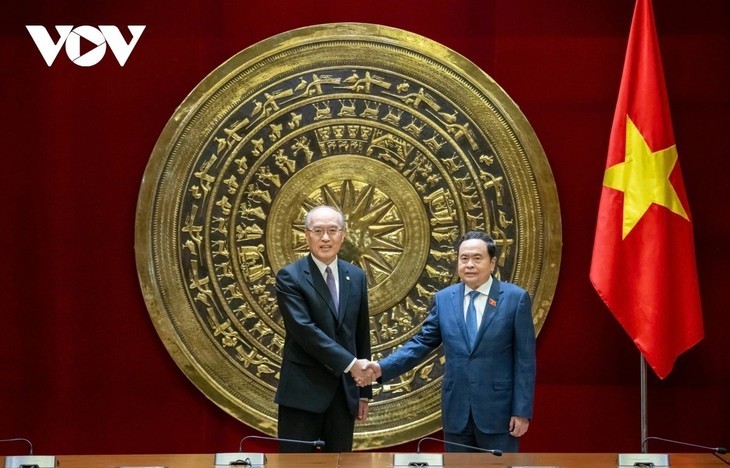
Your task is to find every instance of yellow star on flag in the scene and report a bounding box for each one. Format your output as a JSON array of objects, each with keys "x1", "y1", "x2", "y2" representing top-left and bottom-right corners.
[{"x1": 603, "y1": 116, "x2": 689, "y2": 239}]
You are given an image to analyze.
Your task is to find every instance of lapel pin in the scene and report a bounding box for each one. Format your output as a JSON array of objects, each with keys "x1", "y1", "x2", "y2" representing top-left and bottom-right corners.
[
  {"x1": 489, "y1": 298, "x2": 497, "y2": 307},
  {"x1": 346, "y1": 276, "x2": 350, "y2": 281}
]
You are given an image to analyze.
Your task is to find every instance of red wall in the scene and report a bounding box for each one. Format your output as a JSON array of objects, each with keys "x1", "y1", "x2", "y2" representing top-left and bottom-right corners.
[{"x1": 1, "y1": 0, "x2": 728, "y2": 456}]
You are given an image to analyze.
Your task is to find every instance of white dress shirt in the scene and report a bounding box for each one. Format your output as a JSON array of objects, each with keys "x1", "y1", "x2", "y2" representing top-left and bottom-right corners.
[{"x1": 464, "y1": 275, "x2": 494, "y2": 330}]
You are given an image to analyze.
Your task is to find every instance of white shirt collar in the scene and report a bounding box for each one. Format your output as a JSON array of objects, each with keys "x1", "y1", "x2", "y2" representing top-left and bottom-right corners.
[
  {"x1": 311, "y1": 255, "x2": 339, "y2": 277},
  {"x1": 465, "y1": 275, "x2": 493, "y2": 297}
]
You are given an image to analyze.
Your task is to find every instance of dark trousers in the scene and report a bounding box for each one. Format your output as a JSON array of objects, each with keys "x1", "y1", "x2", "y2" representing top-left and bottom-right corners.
[
  {"x1": 277, "y1": 382, "x2": 355, "y2": 453},
  {"x1": 443, "y1": 412, "x2": 519, "y2": 453}
]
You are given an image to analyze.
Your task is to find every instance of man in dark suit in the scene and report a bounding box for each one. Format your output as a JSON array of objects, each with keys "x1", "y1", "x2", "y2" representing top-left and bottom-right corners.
[
  {"x1": 366, "y1": 231, "x2": 536, "y2": 453},
  {"x1": 274, "y1": 205, "x2": 373, "y2": 453}
]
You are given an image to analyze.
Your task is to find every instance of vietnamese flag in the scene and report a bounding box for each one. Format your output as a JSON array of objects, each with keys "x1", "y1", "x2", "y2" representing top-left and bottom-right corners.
[{"x1": 590, "y1": 0, "x2": 703, "y2": 379}]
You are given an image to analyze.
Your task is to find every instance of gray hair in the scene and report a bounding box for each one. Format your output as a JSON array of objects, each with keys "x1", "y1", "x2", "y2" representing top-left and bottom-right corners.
[{"x1": 304, "y1": 205, "x2": 346, "y2": 229}]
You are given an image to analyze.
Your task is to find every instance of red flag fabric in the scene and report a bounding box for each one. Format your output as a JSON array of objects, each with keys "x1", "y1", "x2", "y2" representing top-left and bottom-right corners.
[{"x1": 590, "y1": 0, "x2": 703, "y2": 379}]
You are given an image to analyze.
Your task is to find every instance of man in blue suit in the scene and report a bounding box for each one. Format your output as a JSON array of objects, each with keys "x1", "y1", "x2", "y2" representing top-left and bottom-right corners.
[
  {"x1": 366, "y1": 231, "x2": 536, "y2": 452},
  {"x1": 275, "y1": 205, "x2": 373, "y2": 452}
]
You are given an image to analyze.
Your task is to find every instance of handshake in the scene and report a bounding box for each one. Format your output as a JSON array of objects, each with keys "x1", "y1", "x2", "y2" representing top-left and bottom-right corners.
[{"x1": 350, "y1": 359, "x2": 382, "y2": 387}]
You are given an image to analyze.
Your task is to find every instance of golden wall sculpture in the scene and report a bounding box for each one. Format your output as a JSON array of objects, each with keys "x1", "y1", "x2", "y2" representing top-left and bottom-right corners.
[{"x1": 135, "y1": 23, "x2": 562, "y2": 449}]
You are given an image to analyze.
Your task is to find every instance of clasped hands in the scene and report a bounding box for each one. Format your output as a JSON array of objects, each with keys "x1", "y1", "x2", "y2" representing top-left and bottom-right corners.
[{"x1": 350, "y1": 359, "x2": 382, "y2": 387}]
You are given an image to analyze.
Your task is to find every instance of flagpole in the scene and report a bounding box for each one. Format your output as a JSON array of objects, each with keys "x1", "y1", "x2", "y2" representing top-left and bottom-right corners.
[
  {"x1": 618, "y1": 353, "x2": 669, "y2": 467},
  {"x1": 640, "y1": 355, "x2": 648, "y2": 453}
]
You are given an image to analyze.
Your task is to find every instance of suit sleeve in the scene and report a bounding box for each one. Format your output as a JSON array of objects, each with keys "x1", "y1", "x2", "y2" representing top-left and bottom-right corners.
[
  {"x1": 512, "y1": 289, "x2": 536, "y2": 419},
  {"x1": 355, "y1": 271, "x2": 373, "y2": 400},
  {"x1": 379, "y1": 297, "x2": 443, "y2": 382},
  {"x1": 276, "y1": 266, "x2": 355, "y2": 375}
]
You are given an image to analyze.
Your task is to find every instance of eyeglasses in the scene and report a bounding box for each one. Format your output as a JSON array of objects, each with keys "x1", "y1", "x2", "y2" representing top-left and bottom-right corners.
[{"x1": 306, "y1": 226, "x2": 343, "y2": 237}]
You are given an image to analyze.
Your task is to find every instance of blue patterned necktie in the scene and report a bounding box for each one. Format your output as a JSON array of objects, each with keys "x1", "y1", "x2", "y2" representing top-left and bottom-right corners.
[
  {"x1": 325, "y1": 266, "x2": 338, "y2": 311},
  {"x1": 466, "y1": 290, "x2": 479, "y2": 347}
]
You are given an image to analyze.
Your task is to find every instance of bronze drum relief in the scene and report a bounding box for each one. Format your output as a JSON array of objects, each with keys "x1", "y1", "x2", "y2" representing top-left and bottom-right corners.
[{"x1": 135, "y1": 23, "x2": 561, "y2": 448}]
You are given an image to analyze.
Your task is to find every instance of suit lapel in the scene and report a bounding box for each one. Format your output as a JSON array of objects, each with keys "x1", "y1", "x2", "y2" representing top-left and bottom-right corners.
[
  {"x1": 474, "y1": 278, "x2": 501, "y2": 347},
  {"x1": 453, "y1": 283, "x2": 470, "y2": 348},
  {"x1": 336, "y1": 259, "x2": 351, "y2": 323},
  {"x1": 305, "y1": 255, "x2": 339, "y2": 320}
]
